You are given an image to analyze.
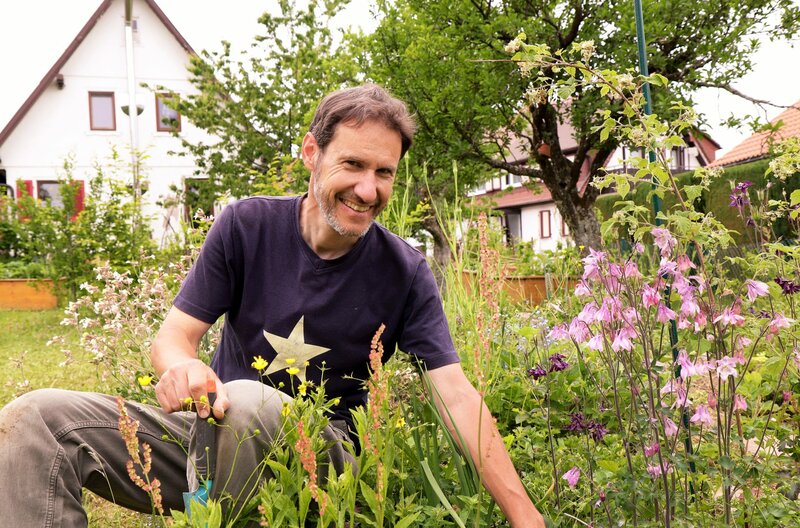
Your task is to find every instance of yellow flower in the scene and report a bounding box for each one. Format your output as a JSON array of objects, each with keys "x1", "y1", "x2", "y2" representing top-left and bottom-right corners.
[
  {"x1": 287, "y1": 367, "x2": 300, "y2": 376},
  {"x1": 285, "y1": 358, "x2": 296, "y2": 365},
  {"x1": 298, "y1": 382, "x2": 308, "y2": 397},
  {"x1": 182, "y1": 396, "x2": 193, "y2": 407},
  {"x1": 199, "y1": 395, "x2": 208, "y2": 405},
  {"x1": 281, "y1": 402, "x2": 291, "y2": 417},
  {"x1": 395, "y1": 417, "x2": 406, "y2": 428},
  {"x1": 251, "y1": 355, "x2": 268, "y2": 371},
  {"x1": 137, "y1": 375, "x2": 153, "y2": 387}
]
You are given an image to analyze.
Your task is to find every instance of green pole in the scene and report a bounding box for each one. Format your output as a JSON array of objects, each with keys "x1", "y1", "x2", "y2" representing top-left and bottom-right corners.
[
  {"x1": 633, "y1": 0, "x2": 696, "y2": 508},
  {"x1": 633, "y1": 0, "x2": 663, "y2": 224}
]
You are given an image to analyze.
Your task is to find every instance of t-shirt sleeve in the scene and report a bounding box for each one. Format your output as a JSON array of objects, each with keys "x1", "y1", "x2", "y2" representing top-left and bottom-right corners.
[
  {"x1": 173, "y1": 205, "x2": 239, "y2": 324},
  {"x1": 398, "y1": 261, "x2": 460, "y2": 370}
]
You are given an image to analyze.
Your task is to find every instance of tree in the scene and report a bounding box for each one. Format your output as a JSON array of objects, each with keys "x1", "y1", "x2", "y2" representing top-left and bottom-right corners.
[
  {"x1": 171, "y1": 0, "x2": 359, "y2": 199},
  {"x1": 362, "y1": 0, "x2": 800, "y2": 252}
]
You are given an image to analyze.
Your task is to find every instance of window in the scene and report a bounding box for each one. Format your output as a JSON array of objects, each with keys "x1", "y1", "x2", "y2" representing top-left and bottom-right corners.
[
  {"x1": 31, "y1": 180, "x2": 85, "y2": 218},
  {"x1": 561, "y1": 217, "x2": 569, "y2": 237},
  {"x1": 156, "y1": 93, "x2": 181, "y2": 132},
  {"x1": 89, "y1": 92, "x2": 116, "y2": 130},
  {"x1": 540, "y1": 210, "x2": 551, "y2": 239}
]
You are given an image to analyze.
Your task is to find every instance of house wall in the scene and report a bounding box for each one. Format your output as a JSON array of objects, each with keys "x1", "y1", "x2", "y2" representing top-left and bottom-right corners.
[
  {"x1": 0, "y1": 0, "x2": 213, "y2": 244},
  {"x1": 518, "y1": 203, "x2": 568, "y2": 251}
]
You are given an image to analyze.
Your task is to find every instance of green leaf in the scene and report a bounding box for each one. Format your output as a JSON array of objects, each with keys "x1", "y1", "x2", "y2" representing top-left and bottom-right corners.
[{"x1": 394, "y1": 512, "x2": 422, "y2": 528}]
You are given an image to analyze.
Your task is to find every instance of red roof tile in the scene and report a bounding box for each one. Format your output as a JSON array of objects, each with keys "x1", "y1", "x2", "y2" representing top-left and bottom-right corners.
[{"x1": 709, "y1": 101, "x2": 800, "y2": 167}]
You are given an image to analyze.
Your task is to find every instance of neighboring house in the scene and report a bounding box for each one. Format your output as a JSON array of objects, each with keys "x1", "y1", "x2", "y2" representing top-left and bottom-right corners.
[
  {"x1": 472, "y1": 122, "x2": 719, "y2": 249},
  {"x1": 709, "y1": 100, "x2": 800, "y2": 168},
  {"x1": 0, "y1": 0, "x2": 214, "y2": 244}
]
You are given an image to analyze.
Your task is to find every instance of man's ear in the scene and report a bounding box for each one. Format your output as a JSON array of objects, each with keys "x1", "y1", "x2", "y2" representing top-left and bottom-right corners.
[{"x1": 301, "y1": 133, "x2": 320, "y2": 171}]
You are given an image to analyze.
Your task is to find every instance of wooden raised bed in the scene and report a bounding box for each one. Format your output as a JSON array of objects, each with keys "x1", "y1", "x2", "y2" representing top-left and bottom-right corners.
[
  {"x1": 0, "y1": 279, "x2": 59, "y2": 310},
  {"x1": 461, "y1": 271, "x2": 577, "y2": 305}
]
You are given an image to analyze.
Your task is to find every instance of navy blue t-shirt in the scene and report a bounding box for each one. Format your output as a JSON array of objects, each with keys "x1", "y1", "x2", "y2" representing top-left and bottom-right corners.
[{"x1": 174, "y1": 195, "x2": 460, "y2": 435}]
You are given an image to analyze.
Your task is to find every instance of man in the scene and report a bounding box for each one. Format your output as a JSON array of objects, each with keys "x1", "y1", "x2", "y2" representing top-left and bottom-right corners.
[{"x1": 0, "y1": 84, "x2": 544, "y2": 527}]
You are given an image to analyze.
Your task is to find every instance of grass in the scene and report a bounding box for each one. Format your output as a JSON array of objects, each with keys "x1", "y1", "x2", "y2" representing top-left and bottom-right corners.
[{"x1": 0, "y1": 309, "x2": 153, "y2": 527}]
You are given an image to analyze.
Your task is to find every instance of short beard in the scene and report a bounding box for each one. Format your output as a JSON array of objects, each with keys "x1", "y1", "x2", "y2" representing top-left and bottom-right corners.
[{"x1": 312, "y1": 172, "x2": 373, "y2": 239}]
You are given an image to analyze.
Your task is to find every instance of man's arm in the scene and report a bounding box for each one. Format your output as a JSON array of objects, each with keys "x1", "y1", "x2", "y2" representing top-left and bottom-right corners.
[
  {"x1": 151, "y1": 306, "x2": 229, "y2": 419},
  {"x1": 425, "y1": 363, "x2": 545, "y2": 528}
]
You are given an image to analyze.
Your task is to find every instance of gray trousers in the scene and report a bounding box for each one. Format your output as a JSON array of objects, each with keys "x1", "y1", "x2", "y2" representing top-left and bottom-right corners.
[{"x1": 0, "y1": 379, "x2": 352, "y2": 527}]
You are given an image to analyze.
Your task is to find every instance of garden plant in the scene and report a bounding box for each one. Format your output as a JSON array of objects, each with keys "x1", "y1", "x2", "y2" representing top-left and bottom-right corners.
[{"x1": 3, "y1": 33, "x2": 800, "y2": 528}]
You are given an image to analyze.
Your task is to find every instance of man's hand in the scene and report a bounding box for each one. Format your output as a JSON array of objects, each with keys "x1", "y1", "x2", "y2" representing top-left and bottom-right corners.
[
  {"x1": 155, "y1": 358, "x2": 230, "y2": 419},
  {"x1": 151, "y1": 307, "x2": 230, "y2": 420}
]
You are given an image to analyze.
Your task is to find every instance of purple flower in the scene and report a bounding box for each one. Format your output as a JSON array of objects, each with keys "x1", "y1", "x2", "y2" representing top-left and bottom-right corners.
[
  {"x1": 562, "y1": 466, "x2": 581, "y2": 488},
  {"x1": 774, "y1": 276, "x2": 800, "y2": 295},
  {"x1": 587, "y1": 420, "x2": 609, "y2": 442},
  {"x1": 729, "y1": 192, "x2": 750, "y2": 208},
  {"x1": 548, "y1": 353, "x2": 570, "y2": 372},
  {"x1": 564, "y1": 413, "x2": 587, "y2": 432},
  {"x1": 734, "y1": 181, "x2": 754, "y2": 192},
  {"x1": 527, "y1": 364, "x2": 547, "y2": 380}
]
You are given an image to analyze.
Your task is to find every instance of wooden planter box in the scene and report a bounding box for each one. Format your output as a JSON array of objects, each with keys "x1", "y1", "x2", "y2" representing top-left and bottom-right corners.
[
  {"x1": 461, "y1": 271, "x2": 577, "y2": 305},
  {"x1": 0, "y1": 279, "x2": 59, "y2": 310}
]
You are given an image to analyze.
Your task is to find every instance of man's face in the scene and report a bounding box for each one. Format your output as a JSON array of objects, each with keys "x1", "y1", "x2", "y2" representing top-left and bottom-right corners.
[{"x1": 305, "y1": 120, "x2": 402, "y2": 238}]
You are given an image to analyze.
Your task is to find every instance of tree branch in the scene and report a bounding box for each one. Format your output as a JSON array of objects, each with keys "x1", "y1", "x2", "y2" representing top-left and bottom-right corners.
[{"x1": 692, "y1": 81, "x2": 800, "y2": 110}]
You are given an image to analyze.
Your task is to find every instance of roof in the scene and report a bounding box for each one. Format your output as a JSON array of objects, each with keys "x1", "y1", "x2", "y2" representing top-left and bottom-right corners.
[
  {"x1": 476, "y1": 171, "x2": 592, "y2": 210},
  {"x1": 709, "y1": 100, "x2": 800, "y2": 167},
  {"x1": 0, "y1": 0, "x2": 195, "y2": 149}
]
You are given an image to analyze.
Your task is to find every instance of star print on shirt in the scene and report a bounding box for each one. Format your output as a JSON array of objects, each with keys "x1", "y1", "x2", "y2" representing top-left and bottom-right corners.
[{"x1": 262, "y1": 316, "x2": 330, "y2": 382}]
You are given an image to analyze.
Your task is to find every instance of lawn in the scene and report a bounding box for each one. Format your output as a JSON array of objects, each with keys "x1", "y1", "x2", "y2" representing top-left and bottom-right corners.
[{"x1": 0, "y1": 309, "x2": 153, "y2": 527}]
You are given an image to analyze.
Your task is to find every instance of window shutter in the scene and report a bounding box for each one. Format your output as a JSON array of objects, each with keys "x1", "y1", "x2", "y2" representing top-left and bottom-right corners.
[
  {"x1": 72, "y1": 180, "x2": 86, "y2": 220},
  {"x1": 16, "y1": 179, "x2": 33, "y2": 198}
]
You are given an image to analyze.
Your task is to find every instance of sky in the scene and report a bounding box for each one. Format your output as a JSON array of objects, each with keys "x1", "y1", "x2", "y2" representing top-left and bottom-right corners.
[{"x1": 0, "y1": 0, "x2": 798, "y2": 156}]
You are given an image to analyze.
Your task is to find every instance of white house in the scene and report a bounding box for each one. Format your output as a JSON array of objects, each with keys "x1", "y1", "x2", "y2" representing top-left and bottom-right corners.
[{"x1": 0, "y1": 0, "x2": 214, "y2": 244}]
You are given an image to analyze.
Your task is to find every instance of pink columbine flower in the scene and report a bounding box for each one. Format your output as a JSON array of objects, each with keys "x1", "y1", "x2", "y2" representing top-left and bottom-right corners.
[
  {"x1": 784, "y1": 391, "x2": 792, "y2": 404},
  {"x1": 716, "y1": 356, "x2": 738, "y2": 379},
  {"x1": 623, "y1": 260, "x2": 642, "y2": 279},
  {"x1": 733, "y1": 349, "x2": 747, "y2": 365},
  {"x1": 733, "y1": 394, "x2": 748, "y2": 413},
  {"x1": 581, "y1": 249, "x2": 607, "y2": 281},
  {"x1": 677, "y1": 350, "x2": 698, "y2": 380},
  {"x1": 548, "y1": 324, "x2": 570, "y2": 341},
  {"x1": 611, "y1": 325, "x2": 637, "y2": 352},
  {"x1": 634, "y1": 242, "x2": 645, "y2": 254},
  {"x1": 680, "y1": 294, "x2": 700, "y2": 317},
  {"x1": 707, "y1": 392, "x2": 717, "y2": 409},
  {"x1": 642, "y1": 284, "x2": 661, "y2": 308},
  {"x1": 568, "y1": 319, "x2": 592, "y2": 343},
  {"x1": 574, "y1": 280, "x2": 592, "y2": 297},
  {"x1": 647, "y1": 461, "x2": 671, "y2": 478},
  {"x1": 676, "y1": 254, "x2": 696, "y2": 273},
  {"x1": 658, "y1": 258, "x2": 678, "y2": 277},
  {"x1": 657, "y1": 303, "x2": 677, "y2": 323},
  {"x1": 644, "y1": 442, "x2": 660, "y2": 457},
  {"x1": 663, "y1": 416, "x2": 678, "y2": 437},
  {"x1": 690, "y1": 404, "x2": 713, "y2": 427},
  {"x1": 587, "y1": 333, "x2": 604, "y2": 351},
  {"x1": 713, "y1": 305, "x2": 745, "y2": 327},
  {"x1": 652, "y1": 227, "x2": 677, "y2": 257},
  {"x1": 562, "y1": 466, "x2": 581, "y2": 488},
  {"x1": 768, "y1": 313, "x2": 794, "y2": 338},
  {"x1": 745, "y1": 279, "x2": 770, "y2": 302},
  {"x1": 577, "y1": 302, "x2": 598, "y2": 324}
]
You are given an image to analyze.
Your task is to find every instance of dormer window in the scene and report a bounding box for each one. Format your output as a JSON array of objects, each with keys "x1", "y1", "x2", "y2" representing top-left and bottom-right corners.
[
  {"x1": 89, "y1": 91, "x2": 116, "y2": 131},
  {"x1": 156, "y1": 93, "x2": 181, "y2": 132}
]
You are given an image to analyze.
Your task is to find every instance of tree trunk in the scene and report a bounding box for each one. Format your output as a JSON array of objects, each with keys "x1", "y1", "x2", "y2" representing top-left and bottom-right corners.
[
  {"x1": 561, "y1": 200, "x2": 602, "y2": 250},
  {"x1": 422, "y1": 215, "x2": 451, "y2": 291}
]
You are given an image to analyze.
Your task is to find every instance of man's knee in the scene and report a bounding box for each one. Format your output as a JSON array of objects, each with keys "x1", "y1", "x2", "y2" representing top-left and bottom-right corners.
[
  {"x1": 220, "y1": 380, "x2": 291, "y2": 440},
  {"x1": 0, "y1": 388, "x2": 73, "y2": 434}
]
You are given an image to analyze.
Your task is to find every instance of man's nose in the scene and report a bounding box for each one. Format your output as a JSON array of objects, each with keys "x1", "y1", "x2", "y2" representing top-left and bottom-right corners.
[{"x1": 353, "y1": 172, "x2": 379, "y2": 204}]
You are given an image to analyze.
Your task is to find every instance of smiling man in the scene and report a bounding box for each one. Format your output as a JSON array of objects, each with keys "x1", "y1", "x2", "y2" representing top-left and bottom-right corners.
[{"x1": 0, "y1": 84, "x2": 544, "y2": 527}]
